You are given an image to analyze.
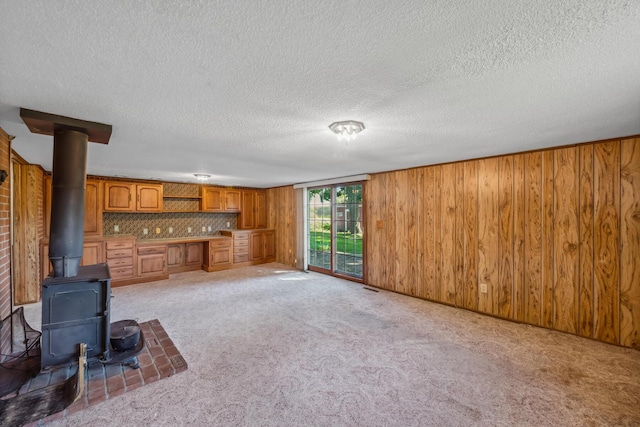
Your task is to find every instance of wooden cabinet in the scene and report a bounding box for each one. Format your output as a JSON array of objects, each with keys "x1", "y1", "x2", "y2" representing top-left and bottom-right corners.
[
  {"x1": 167, "y1": 242, "x2": 203, "y2": 273},
  {"x1": 105, "y1": 238, "x2": 135, "y2": 281},
  {"x1": 220, "y1": 229, "x2": 275, "y2": 267},
  {"x1": 239, "y1": 190, "x2": 267, "y2": 229},
  {"x1": 201, "y1": 187, "x2": 241, "y2": 212},
  {"x1": 44, "y1": 176, "x2": 103, "y2": 237},
  {"x1": 185, "y1": 242, "x2": 204, "y2": 266},
  {"x1": 167, "y1": 244, "x2": 184, "y2": 269},
  {"x1": 137, "y1": 245, "x2": 167, "y2": 278},
  {"x1": 250, "y1": 230, "x2": 276, "y2": 262},
  {"x1": 41, "y1": 240, "x2": 105, "y2": 281},
  {"x1": 104, "y1": 182, "x2": 163, "y2": 212},
  {"x1": 202, "y1": 238, "x2": 232, "y2": 271},
  {"x1": 136, "y1": 184, "x2": 163, "y2": 211}
]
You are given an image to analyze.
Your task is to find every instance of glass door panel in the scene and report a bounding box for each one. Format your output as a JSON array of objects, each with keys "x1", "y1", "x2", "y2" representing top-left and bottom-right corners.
[
  {"x1": 333, "y1": 185, "x2": 363, "y2": 278},
  {"x1": 308, "y1": 187, "x2": 332, "y2": 271}
]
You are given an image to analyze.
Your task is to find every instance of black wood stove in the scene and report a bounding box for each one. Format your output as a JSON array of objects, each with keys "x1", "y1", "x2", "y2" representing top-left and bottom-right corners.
[{"x1": 19, "y1": 109, "x2": 144, "y2": 371}]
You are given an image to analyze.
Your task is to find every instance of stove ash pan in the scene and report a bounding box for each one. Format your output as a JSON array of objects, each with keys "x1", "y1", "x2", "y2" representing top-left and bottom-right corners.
[{"x1": 41, "y1": 263, "x2": 112, "y2": 370}]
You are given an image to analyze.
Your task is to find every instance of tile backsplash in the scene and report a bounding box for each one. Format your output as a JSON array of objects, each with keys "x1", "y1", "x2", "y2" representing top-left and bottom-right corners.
[{"x1": 104, "y1": 212, "x2": 237, "y2": 239}]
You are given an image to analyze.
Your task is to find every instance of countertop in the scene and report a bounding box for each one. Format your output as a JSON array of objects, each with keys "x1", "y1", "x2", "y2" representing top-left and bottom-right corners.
[{"x1": 135, "y1": 235, "x2": 230, "y2": 245}]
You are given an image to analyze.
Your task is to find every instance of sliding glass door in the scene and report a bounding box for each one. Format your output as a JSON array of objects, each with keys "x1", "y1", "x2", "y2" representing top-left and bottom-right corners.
[{"x1": 307, "y1": 183, "x2": 363, "y2": 280}]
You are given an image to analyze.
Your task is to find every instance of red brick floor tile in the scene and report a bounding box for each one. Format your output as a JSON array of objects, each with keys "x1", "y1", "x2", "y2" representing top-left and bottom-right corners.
[
  {"x1": 107, "y1": 375, "x2": 125, "y2": 394},
  {"x1": 65, "y1": 397, "x2": 88, "y2": 415},
  {"x1": 22, "y1": 421, "x2": 41, "y2": 427},
  {"x1": 149, "y1": 345, "x2": 165, "y2": 357},
  {"x1": 164, "y1": 345, "x2": 181, "y2": 358},
  {"x1": 154, "y1": 354, "x2": 171, "y2": 368},
  {"x1": 141, "y1": 365, "x2": 159, "y2": 383},
  {"x1": 137, "y1": 352, "x2": 154, "y2": 367}
]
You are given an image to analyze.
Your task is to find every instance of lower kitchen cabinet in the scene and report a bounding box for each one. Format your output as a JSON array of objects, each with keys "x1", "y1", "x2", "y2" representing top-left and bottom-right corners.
[
  {"x1": 220, "y1": 229, "x2": 276, "y2": 267},
  {"x1": 202, "y1": 238, "x2": 232, "y2": 272},
  {"x1": 167, "y1": 242, "x2": 203, "y2": 273},
  {"x1": 137, "y1": 245, "x2": 168, "y2": 278}
]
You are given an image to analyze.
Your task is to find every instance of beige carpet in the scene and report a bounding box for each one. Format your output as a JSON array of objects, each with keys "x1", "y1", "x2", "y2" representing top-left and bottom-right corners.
[{"x1": 23, "y1": 263, "x2": 640, "y2": 426}]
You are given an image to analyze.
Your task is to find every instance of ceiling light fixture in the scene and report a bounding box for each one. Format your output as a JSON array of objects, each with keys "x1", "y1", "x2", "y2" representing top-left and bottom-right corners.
[
  {"x1": 193, "y1": 173, "x2": 211, "y2": 181},
  {"x1": 329, "y1": 120, "x2": 365, "y2": 142}
]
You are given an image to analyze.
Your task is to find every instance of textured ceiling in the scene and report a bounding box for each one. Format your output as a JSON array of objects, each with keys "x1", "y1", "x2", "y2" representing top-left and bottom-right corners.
[{"x1": 1, "y1": 1, "x2": 639, "y2": 188}]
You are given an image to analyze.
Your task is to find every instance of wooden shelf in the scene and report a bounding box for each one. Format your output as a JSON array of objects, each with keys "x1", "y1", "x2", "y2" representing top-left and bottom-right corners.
[{"x1": 163, "y1": 195, "x2": 202, "y2": 199}]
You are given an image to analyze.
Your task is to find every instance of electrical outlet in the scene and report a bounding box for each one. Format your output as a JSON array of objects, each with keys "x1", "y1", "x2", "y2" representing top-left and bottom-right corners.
[
  {"x1": 208, "y1": 226, "x2": 212, "y2": 232},
  {"x1": 202, "y1": 226, "x2": 206, "y2": 232},
  {"x1": 155, "y1": 227, "x2": 161, "y2": 234},
  {"x1": 480, "y1": 283, "x2": 488, "y2": 294},
  {"x1": 143, "y1": 228, "x2": 148, "y2": 235},
  {"x1": 187, "y1": 227, "x2": 192, "y2": 233},
  {"x1": 168, "y1": 227, "x2": 173, "y2": 234},
  {"x1": 226, "y1": 222, "x2": 230, "y2": 228},
  {"x1": 114, "y1": 225, "x2": 119, "y2": 232}
]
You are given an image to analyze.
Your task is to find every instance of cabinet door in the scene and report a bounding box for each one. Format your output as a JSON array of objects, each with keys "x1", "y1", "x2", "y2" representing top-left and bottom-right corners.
[
  {"x1": 45, "y1": 177, "x2": 103, "y2": 236},
  {"x1": 250, "y1": 231, "x2": 263, "y2": 261},
  {"x1": 210, "y1": 247, "x2": 231, "y2": 266},
  {"x1": 84, "y1": 180, "x2": 103, "y2": 235},
  {"x1": 225, "y1": 190, "x2": 241, "y2": 212},
  {"x1": 240, "y1": 190, "x2": 255, "y2": 229},
  {"x1": 201, "y1": 187, "x2": 224, "y2": 211},
  {"x1": 167, "y1": 244, "x2": 184, "y2": 268},
  {"x1": 255, "y1": 191, "x2": 267, "y2": 229},
  {"x1": 136, "y1": 184, "x2": 163, "y2": 212},
  {"x1": 137, "y1": 254, "x2": 167, "y2": 277},
  {"x1": 263, "y1": 230, "x2": 276, "y2": 260},
  {"x1": 104, "y1": 182, "x2": 135, "y2": 211},
  {"x1": 81, "y1": 241, "x2": 104, "y2": 266},
  {"x1": 185, "y1": 243, "x2": 203, "y2": 265}
]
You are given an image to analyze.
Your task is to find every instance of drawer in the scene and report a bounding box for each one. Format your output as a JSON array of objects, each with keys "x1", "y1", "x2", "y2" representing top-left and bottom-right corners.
[
  {"x1": 106, "y1": 248, "x2": 134, "y2": 259},
  {"x1": 232, "y1": 233, "x2": 250, "y2": 241},
  {"x1": 210, "y1": 239, "x2": 231, "y2": 248},
  {"x1": 233, "y1": 239, "x2": 249, "y2": 248},
  {"x1": 107, "y1": 257, "x2": 133, "y2": 268},
  {"x1": 137, "y1": 245, "x2": 166, "y2": 256},
  {"x1": 233, "y1": 254, "x2": 249, "y2": 263},
  {"x1": 234, "y1": 246, "x2": 248, "y2": 255},
  {"x1": 106, "y1": 240, "x2": 134, "y2": 250},
  {"x1": 109, "y1": 266, "x2": 134, "y2": 279}
]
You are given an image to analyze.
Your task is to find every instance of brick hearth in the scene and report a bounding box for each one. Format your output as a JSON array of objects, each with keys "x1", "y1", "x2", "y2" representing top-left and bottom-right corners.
[{"x1": 22, "y1": 319, "x2": 187, "y2": 427}]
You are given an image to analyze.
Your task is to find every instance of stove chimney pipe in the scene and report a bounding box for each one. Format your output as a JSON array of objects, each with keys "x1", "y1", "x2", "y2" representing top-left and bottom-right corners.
[
  {"x1": 49, "y1": 129, "x2": 88, "y2": 277},
  {"x1": 19, "y1": 108, "x2": 112, "y2": 277}
]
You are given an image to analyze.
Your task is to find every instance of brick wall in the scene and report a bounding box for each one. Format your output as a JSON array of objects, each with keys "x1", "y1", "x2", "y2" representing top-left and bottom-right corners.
[{"x1": 0, "y1": 128, "x2": 12, "y2": 356}]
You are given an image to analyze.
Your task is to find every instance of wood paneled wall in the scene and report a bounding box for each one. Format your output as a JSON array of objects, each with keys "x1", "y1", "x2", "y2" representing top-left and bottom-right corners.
[
  {"x1": 365, "y1": 137, "x2": 640, "y2": 349},
  {"x1": 11, "y1": 161, "x2": 43, "y2": 305},
  {"x1": 266, "y1": 186, "x2": 297, "y2": 268}
]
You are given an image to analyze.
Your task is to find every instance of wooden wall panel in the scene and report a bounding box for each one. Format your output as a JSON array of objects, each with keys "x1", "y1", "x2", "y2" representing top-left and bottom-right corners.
[
  {"x1": 593, "y1": 141, "x2": 620, "y2": 344},
  {"x1": 421, "y1": 167, "x2": 436, "y2": 300},
  {"x1": 553, "y1": 147, "x2": 579, "y2": 334},
  {"x1": 541, "y1": 151, "x2": 555, "y2": 329},
  {"x1": 365, "y1": 175, "x2": 381, "y2": 286},
  {"x1": 394, "y1": 170, "x2": 411, "y2": 295},
  {"x1": 408, "y1": 168, "x2": 421, "y2": 297},
  {"x1": 498, "y1": 156, "x2": 514, "y2": 319},
  {"x1": 440, "y1": 163, "x2": 457, "y2": 305},
  {"x1": 385, "y1": 173, "x2": 397, "y2": 292},
  {"x1": 513, "y1": 154, "x2": 526, "y2": 322},
  {"x1": 463, "y1": 161, "x2": 478, "y2": 311},
  {"x1": 578, "y1": 145, "x2": 594, "y2": 338},
  {"x1": 478, "y1": 158, "x2": 499, "y2": 315},
  {"x1": 620, "y1": 138, "x2": 640, "y2": 348},
  {"x1": 266, "y1": 186, "x2": 297, "y2": 268},
  {"x1": 524, "y1": 152, "x2": 542, "y2": 325},
  {"x1": 454, "y1": 163, "x2": 465, "y2": 307},
  {"x1": 433, "y1": 166, "x2": 443, "y2": 302}
]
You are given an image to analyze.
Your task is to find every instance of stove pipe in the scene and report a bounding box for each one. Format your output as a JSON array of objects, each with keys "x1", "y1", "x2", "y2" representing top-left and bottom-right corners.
[{"x1": 48, "y1": 129, "x2": 88, "y2": 277}]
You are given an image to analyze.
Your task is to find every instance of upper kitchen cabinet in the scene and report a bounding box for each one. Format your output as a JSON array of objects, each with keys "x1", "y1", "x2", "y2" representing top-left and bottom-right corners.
[
  {"x1": 104, "y1": 181, "x2": 163, "y2": 212},
  {"x1": 201, "y1": 187, "x2": 241, "y2": 212},
  {"x1": 45, "y1": 176, "x2": 103, "y2": 237},
  {"x1": 238, "y1": 190, "x2": 267, "y2": 229}
]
